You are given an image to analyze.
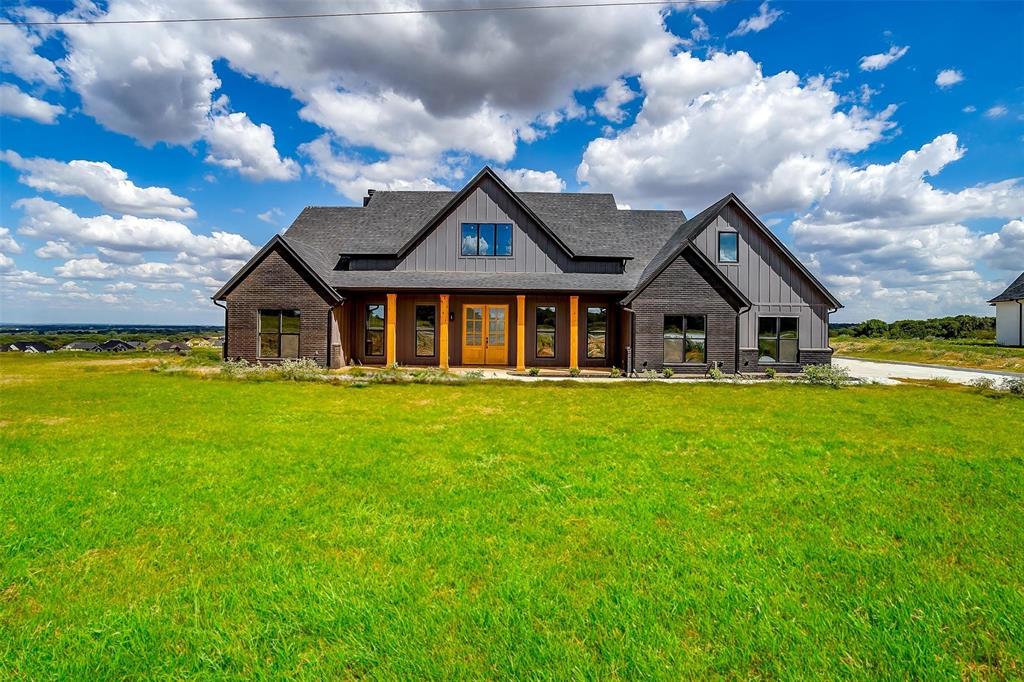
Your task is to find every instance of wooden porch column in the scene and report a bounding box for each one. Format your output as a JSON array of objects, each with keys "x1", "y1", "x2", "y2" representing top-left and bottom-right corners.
[
  {"x1": 439, "y1": 294, "x2": 450, "y2": 370},
  {"x1": 569, "y1": 295, "x2": 579, "y2": 370},
  {"x1": 385, "y1": 292, "x2": 397, "y2": 366},
  {"x1": 516, "y1": 294, "x2": 526, "y2": 371}
]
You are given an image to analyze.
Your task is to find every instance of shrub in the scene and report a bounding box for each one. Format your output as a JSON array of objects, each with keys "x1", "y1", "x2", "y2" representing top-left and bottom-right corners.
[
  {"x1": 462, "y1": 370, "x2": 485, "y2": 381},
  {"x1": 803, "y1": 363, "x2": 852, "y2": 389},
  {"x1": 609, "y1": 367, "x2": 621, "y2": 378},
  {"x1": 275, "y1": 358, "x2": 326, "y2": 381},
  {"x1": 662, "y1": 367, "x2": 674, "y2": 378},
  {"x1": 708, "y1": 366, "x2": 723, "y2": 380},
  {"x1": 569, "y1": 367, "x2": 582, "y2": 377},
  {"x1": 220, "y1": 359, "x2": 254, "y2": 378},
  {"x1": 1003, "y1": 377, "x2": 1024, "y2": 396},
  {"x1": 642, "y1": 369, "x2": 659, "y2": 381},
  {"x1": 528, "y1": 367, "x2": 541, "y2": 377},
  {"x1": 764, "y1": 367, "x2": 776, "y2": 380},
  {"x1": 970, "y1": 377, "x2": 996, "y2": 391}
]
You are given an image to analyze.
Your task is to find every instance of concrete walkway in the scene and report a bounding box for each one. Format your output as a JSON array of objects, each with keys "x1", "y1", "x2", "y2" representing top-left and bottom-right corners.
[{"x1": 833, "y1": 356, "x2": 1019, "y2": 386}]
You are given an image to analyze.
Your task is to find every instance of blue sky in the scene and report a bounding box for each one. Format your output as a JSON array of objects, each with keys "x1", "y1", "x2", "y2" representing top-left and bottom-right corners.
[{"x1": 1, "y1": 0, "x2": 1021, "y2": 324}]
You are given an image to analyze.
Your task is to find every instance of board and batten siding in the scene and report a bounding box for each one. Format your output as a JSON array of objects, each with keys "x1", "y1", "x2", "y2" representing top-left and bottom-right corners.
[
  {"x1": 394, "y1": 177, "x2": 618, "y2": 274},
  {"x1": 691, "y1": 203, "x2": 833, "y2": 351}
]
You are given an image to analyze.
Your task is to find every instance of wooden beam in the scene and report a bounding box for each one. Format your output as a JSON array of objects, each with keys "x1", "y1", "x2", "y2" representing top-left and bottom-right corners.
[
  {"x1": 569, "y1": 295, "x2": 579, "y2": 370},
  {"x1": 439, "y1": 294, "x2": 450, "y2": 370},
  {"x1": 516, "y1": 294, "x2": 526, "y2": 371},
  {"x1": 385, "y1": 292, "x2": 397, "y2": 366}
]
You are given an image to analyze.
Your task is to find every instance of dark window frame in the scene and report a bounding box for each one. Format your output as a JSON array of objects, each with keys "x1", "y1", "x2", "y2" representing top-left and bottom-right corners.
[
  {"x1": 757, "y1": 315, "x2": 800, "y2": 364},
  {"x1": 718, "y1": 231, "x2": 739, "y2": 264},
  {"x1": 662, "y1": 314, "x2": 707, "y2": 365},
  {"x1": 364, "y1": 303, "x2": 386, "y2": 358},
  {"x1": 460, "y1": 222, "x2": 513, "y2": 257},
  {"x1": 535, "y1": 304, "x2": 557, "y2": 358},
  {"x1": 414, "y1": 303, "x2": 437, "y2": 357},
  {"x1": 258, "y1": 309, "x2": 300, "y2": 359},
  {"x1": 586, "y1": 306, "x2": 608, "y2": 359}
]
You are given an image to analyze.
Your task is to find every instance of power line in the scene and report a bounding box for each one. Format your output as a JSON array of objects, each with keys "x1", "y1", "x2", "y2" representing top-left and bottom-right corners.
[{"x1": 0, "y1": 1, "x2": 720, "y2": 27}]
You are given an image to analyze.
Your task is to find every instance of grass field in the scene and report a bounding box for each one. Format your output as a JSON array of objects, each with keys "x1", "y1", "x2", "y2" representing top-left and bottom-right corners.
[
  {"x1": 831, "y1": 335, "x2": 1024, "y2": 373},
  {"x1": 1, "y1": 354, "x2": 1022, "y2": 678}
]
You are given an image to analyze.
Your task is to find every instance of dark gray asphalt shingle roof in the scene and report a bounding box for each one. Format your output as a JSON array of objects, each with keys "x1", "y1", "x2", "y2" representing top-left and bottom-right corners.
[{"x1": 990, "y1": 271, "x2": 1024, "y2": 303}]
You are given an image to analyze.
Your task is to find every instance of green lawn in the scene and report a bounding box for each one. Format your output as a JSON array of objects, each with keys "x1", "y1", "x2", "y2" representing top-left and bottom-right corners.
[
  {"x1": 2, "y1": 354, "x2": 1022, "y2": 679},
  {"x1": 832, "y1": 335, "x2": 1024, "y2": 373}
]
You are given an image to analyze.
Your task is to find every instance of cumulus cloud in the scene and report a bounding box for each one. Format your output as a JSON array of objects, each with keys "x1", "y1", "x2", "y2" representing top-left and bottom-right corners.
[
  {"x1": 0, "y1": 83, "x2": 64, "y2": 124},
  {"x1": 594, "y1": 79, "x2": 639, "y2": 123},
  {"x1": 0, "y1": 227, "x2": 23, "y2": 254},
  {"x1": 935, "y1": 69, "x2": 964, "y2": 88},
  {"x1": 495, "y1": 168, "x2": 566, "y2": 193},
  {"x1": 980, "y1": 219, "x2": 1024, "y2": 271},
  {"x1": 984, "y1": 105, "x2": 1008, "y2": 119},
  {"x1": 859, "y1": 45, "x2": 909, "y2": 71},
  {"x1": 728, "y1": 2, "x2": 783, "y2": 37},
  {"x1": 1, "y1": 151, "x2": 197, "y2": 218},
  {"x1": 257, "y1": 208, "x2": 284, "y2": 224},
  {"x1": 13, "y1": 198, "x2": 257, "y2": 259},
  {"x1": 0, "y1": 24, "x2": 61, "y2": 86},
  {"x1": 203, "y1": 111, "x2": 300, "y2": 181},
  {"x1": 578, "y1": 50, "x2": 896, "y2": 212},
  {"x1": 54, "y1": 256, "x2": 122, "y2": 280},
  {"x1": 34, "y1": 240, "x2": 76, "y2": 259}
]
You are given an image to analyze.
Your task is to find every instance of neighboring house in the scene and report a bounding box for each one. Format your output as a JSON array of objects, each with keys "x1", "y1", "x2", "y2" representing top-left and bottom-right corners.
[
  {"x1": 96, "y1": 339, "x2": 135, "y2": 352},
  {"x1": 150, "y1": 341, "x2": 188, "y2": 352},
  {"x1": 60, "y1": 341, "x2": 100, "y2": 352},
  {"x1": 989, "y1": 271, "x2": 1024, "y2": 347},
  {"x1": 214, "y1": 167, "x2": 841, "y2": 373},
  {"x1": 5, "y1": 341, "x2": 52, "y2": 353}
]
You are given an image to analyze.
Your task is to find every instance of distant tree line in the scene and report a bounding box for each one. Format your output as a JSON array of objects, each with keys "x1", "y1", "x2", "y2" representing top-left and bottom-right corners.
[{"x1": 831, "y1": 315, "x2": 996, "y2": 340}]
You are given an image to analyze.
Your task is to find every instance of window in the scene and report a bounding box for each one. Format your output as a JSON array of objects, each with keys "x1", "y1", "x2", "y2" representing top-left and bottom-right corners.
[
  {"x1": 415, "y1": 304, "x2": 436, "y2": 357},
  {"x1": 586, "y1": 306, "x2": 607, "y2": 359},
  {"x1": 663, "y1": 315, "x2": 706, "y2": 364},
  {"x1": 365, "y1": 304, "x2": 385, "y2": 357},
  {"x1": 758, "y1": 316, "x2": 799, "y2": 363},
  {"x1": 536, "y1": 305, "x2": 556, "y2": 357},
  {"x1": 259, "y1": 310, "x2": 300, "y2": 358},
  {"x1": 461, "y1": 223, "x2": 513, "y2": 256},
  {"x1": 719, "y1": 232, "x2": 739, "y2": 263}
]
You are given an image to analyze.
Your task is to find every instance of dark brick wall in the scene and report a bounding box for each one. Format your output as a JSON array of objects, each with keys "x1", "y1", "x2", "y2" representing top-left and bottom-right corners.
[
  {"x1": 738, "y1": 347, "x2": 834, "y2": 373},
  {"x1": 631, "y1": 250, "x2": 739, "y2": 373},
  {"x1": 224, "y1": 248, "x2": 333, "y2": 365}
]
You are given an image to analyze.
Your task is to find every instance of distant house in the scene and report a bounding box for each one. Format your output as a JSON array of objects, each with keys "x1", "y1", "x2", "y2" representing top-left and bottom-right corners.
[
  {"x1": 150, "y1": 341, "x2": 188, "y2": 352},
  {"x1": 5, "y1": 341, "x2": 52, "y2": 353},
  {"x1": 188, "y1": 337, "x2": 212, "y2": 348},
  {"x1": 989, "y1": 271, "x2": 1024, "y2": 347},
  {"x1": 96, "y1": 339, "x2": 135, "y2": 352},
  {"x1": 60, "y1": 341, "x2": 100, "y2": 352}
]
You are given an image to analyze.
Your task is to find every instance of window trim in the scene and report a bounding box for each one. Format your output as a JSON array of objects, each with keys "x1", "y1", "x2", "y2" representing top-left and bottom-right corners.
[
  {"x1": 364, "y1": 302, "x2": 386, "y2": 358},
  {"x1": 585, "y1": 305, "x2": 608, "y2": 360},
  {"x1": 258, "y1": 309, "x2": 300, "y2": 359},
  {"x1": 718, "y1": 231, "x2": 739, "y2": 264},
  {"x1": 756, "y1": 315, "x2": 800, "y2": 364},
  {"x1": 414, "y1": 303, "x2": 437, "y2": 357},
  {"x1": 662, "y1": 313, "x2": 708, "y2": 365},
  {"x1": 534, "y1": 304, "x2": 557, "y2": 359},
  {"x1": 460, "y1": 222, "x2": 514, "y2": 258}
]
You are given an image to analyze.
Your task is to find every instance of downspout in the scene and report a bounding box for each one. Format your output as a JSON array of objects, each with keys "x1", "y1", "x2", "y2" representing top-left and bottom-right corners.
[{"x1": 213, "y1": 299, "x2": 228, "y2": 361}]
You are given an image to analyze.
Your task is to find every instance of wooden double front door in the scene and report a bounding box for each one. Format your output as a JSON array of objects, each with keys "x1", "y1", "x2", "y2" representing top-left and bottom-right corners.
[{"x1": 462, "y1": 304, "x2": 509, "y2": 365}]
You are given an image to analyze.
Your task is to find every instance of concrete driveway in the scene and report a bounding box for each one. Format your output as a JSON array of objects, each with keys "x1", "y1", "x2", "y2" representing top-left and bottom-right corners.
[{"x1": 834, "y1": 356, "x2": 1021, "y2": 386}]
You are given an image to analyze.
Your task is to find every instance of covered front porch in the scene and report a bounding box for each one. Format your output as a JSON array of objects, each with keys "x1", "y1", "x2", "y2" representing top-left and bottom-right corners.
[{"x1": 331, "y1": 291, "x2": 624, "y2": 372}]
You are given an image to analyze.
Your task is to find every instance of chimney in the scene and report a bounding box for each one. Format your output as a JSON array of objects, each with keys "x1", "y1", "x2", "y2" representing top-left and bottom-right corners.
[{"x1": 362, "y1": 188, "x2": 376, "y2": 207}]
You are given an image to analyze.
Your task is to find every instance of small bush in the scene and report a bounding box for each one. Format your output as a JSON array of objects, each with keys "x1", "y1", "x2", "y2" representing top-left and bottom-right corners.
[
  {"x1": 642, "y1": 369, "x2": 659, "y2": 381},
  {"x1": 220, "y1": 359, "x2": 254, "y2": 378},
  {"x1": 662, "y1": 367, "x2": 674, "y2": 378},
  {"x1": 609, "y1": 367, "x2": 621, "y2": 378},
  {"x1": 275, "y1": 358, "x2": 327, "y2": 381},
  {"x1": 527, "y1": 367, "x2": 541, "y2": 377},
  {"x1": 803, "y1": 363, "x2": 852, "y2": 389},
  {"x1": 764, "y1": 367, "x2": 776, "y2": 380},
  {"x1": 970, "y1": 377, "x2": 996, "y2": 391},
  {"x1": 1003, "y1": 377, "x2": 1024, "y2": 396},
  {"x1": 569, "y1": 367, "x2": 582, "y2": 377},
  {"x1": 708, "y1": 366, "x2": 723, "y2": 380},
  {"x1": 462, "y1": 370, "x2": 485, "y2": 381}
]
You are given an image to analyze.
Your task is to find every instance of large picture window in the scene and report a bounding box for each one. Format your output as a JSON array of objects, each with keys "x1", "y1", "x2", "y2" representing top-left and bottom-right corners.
[
  {"x1": 586, "y1": 306, "x2": 607, "y2": 359},
  {"x1": 718, "y1": 232, "x2": 739, "y2": 263},
  {"x1": 415, "y1": 304, "x2": 436, "y2": 357},
  {"x1": 259, "y1": 310, "x2": 300, "y2": 358},
  {"x1": 461, "y1": 223, "x2": 513, "y2": 256},
  {"x1": 535, "y1": 305, "x2": 556, "y2": 357},
  {"x1": 365, "y1": 304, "x2": 385, "y2": 357},
  {"x1": 758, "y1": 316, "x2": 799, "y2": 363},
  {"x1": 663, "y1": 315, "x2": 706, "y2": 364}
]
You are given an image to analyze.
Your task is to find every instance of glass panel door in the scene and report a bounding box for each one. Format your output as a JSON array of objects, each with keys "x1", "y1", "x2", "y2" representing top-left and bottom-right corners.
[
  {"x1": 462, "y1": 304, "x2": 508, "y2": 365},
  {"x1": 484, "y1": 305, "x2": 508, "y2": 365},
  {"x1": 462, "y1": 305, "x2": 485, "y2": 365}
]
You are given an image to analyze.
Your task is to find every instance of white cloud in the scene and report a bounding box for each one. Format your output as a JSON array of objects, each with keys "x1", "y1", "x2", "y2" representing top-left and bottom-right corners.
[
  {"x1": 688, "y1": 15, "x2": 711, "y2": 44},
  {"x1": 0, "y1": 24, "x2": 61, "y2": 86},
  {"x1": 963, "y1": 105, "x2": 976, "y2": 113},
  {"x1": 0, "y1": 227, "x2": 23, "y2": 254},
  {"x1": 984, "y1": 105, "x2": 1008, "y2": 119},
  {"x1": 495, "y1": 168, "x2": 566, "y2": 193},
  {"x1": 13, "y1": 198, "x2": 257, "y2": 259},
  {"x1": 728, "y1": 2, "x2": 783, "y2": 37},
  {"x1": 0, "y1": 83, "x2": 64, "y2": 124},
  {"x1": 54, "y1": 256, "x2": 123, "y2": 280},
  {"x1": 858, "y1": 45, "x2": 909, "y2": 71},
  {"x1": 257, "y1": 208, "x2": 284, "y2": 224},
  {"x1": 0, "y1": 267, "x2": 57, "y2": 287},
  {"x1": 981, "y1": 219, "x2": 1024, "y2": 271},
  {"x1": 935, "y1": 69, "x2": 964, "y2": 88},
  {"x1": 0, "y1": 252, "x2": 15, "y2": 271},
  {"x1": 34, "y1": 240, "x2": 76, "y2": 259},
  {"x1": 1, "y1": 151, "x2": 197, "y2": 218},
  {"x1": 96, "y1": 247, "x2": 145, "y2": 265},
  {"x1": 578, "y1": 50, "x2": 896, "y2": 212},
  {"x1": 104, "y1": 281, "x2": 137, "y2": 292},
  {"x1": 203, "y1": 111, "x2": 300, "y2": 181},
  {"x1": 594, "y1": 79, "x2": 639, "y2": 123}
]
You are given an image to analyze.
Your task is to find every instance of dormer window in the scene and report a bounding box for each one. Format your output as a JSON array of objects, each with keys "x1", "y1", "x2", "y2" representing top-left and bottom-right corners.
[{"x1": 461, "y1": 223, "x2": 512, "y2": 256}]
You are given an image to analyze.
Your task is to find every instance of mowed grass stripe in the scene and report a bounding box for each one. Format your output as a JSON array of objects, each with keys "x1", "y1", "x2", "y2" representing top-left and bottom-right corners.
[{"x1": 1, "y1": 354, "x2": 1022, "y2": 678}]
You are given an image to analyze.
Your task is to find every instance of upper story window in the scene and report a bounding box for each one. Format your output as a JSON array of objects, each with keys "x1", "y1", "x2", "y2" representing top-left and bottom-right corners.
[
  {"x1": 461, "y1": 223, "x2": 513, "y2": 257},
  {"x1": 259, "y1": 310, "x2": 300, "y2": 359},
  {"x1": 718, "y1": 232, "x2": 739, "y2": 263}
]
